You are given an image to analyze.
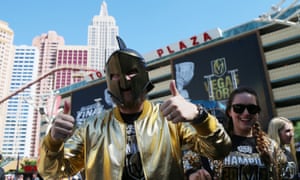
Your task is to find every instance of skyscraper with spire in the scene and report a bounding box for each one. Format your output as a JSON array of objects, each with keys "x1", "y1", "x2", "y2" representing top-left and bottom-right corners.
[
  {"x1": 0, "y1": 1, "x2": 120, "y2": 159},
  {"x1": 88, "y1": 1, "x2": 119, "y2": 72}
]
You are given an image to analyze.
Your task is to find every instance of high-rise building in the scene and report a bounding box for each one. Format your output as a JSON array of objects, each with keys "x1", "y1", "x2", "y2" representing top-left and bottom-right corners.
[
  {"x1": 32, "y1": 31, "x2": 65, "y2": 156},
  {"x1": 88, "y1": 1, "x2": 119, "y2": 72},
  {"x1": 55, "y1": 45, "x2": 89, "y2": 90},
  {"x1": 37, "y1": 45, "x2": 90, "y2": 139},
  {"x1": 0, "y1": 20, "x2": 14, "y2": 149},
  {"x1": 0, "y1": 1, "x2": 120, "y2": 159},
  {"x1": 2, "y1": 45, "x2": 39, "y2": 157}
]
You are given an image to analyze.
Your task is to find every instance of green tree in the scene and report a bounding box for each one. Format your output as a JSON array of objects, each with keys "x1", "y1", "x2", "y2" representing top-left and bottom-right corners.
[{"x1": 294, "y1": 121, "x2": 300, "y2": 143}]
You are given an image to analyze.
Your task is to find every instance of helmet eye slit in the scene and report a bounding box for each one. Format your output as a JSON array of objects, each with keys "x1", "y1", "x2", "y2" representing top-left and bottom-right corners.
[
  {"x1": 126, "y1": 68, "x2": 138, "y2": 78},
  {"x1": 111, "y1": 74, "x2": 120, "y2": 80}
]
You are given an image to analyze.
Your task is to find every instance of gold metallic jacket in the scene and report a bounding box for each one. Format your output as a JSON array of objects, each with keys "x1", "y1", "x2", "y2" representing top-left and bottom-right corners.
[{"x1": 38, "y1": 100, "x2": 231, "y2": 180}]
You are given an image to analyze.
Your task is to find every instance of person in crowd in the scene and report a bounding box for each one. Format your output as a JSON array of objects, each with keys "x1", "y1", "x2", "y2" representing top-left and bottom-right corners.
[
  {"x1": 182, "y1": 148, "x2": 213, "y2": 180},
  {"x1": 268, "y1": 116, "x2": 298, "y2": 179},
  {"x1": 188, "y1": 168, "x2": 212, "y2": 180},
  {"x1": 32, "y1": 172, "x2": 40, "y2": 180},
  {"x1": 18, "y1": 174, "x2": 24, "y2": 180},
  {"x1": 212, "y1": 86, "x2": 288, "y2": 179},
  {"x1": 0, "y1": 154, "x2": 5, "y2": 180},
  {"x1": 37, "y1": 37, "x2": 231, "y2": 180},
  {"x1": 0, "y1": 168, "x2": 3, "y2": 180}
]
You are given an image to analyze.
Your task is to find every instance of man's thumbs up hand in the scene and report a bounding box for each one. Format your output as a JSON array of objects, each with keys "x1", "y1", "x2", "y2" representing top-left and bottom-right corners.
[
  {"x1": 169, "y1": 79, "x2": 180, "y2": 97},
  {"x1": 160, "y1": 80, "x2": 199, "y2": 123},
  {"x1": 50, "y1": 101, "x2": 75, "y2": 142}
]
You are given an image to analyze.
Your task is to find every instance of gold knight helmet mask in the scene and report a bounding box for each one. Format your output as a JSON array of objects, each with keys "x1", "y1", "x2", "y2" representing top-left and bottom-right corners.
[{"x1": 105, "y1": 36, "x2": 154, "y2": 106}]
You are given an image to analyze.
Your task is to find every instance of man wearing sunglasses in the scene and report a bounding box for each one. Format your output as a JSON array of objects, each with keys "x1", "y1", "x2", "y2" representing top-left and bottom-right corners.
[{"x1": 211, "y1": 87, "x2": 288, "y2": 180}]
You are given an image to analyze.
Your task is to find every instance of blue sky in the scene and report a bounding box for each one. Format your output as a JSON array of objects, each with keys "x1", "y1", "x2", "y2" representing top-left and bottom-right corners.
[{"x1": 0, "y1": 0, "x2": 290, "y2": 54}]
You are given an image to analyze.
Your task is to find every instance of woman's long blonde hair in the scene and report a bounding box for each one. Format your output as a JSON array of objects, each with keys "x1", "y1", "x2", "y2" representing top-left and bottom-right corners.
[{"x1": 268, "y1": 116, "x2": 297, "y2": 165}]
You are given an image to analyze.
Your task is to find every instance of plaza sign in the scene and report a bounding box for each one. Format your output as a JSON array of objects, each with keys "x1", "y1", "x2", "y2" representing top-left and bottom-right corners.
[{"x1": 144, "y1": 28, "x2": 223, "y2": 61}]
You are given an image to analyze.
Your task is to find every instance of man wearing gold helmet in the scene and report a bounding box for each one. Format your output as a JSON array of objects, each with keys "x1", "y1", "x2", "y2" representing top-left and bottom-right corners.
[{"x1": 37, "y1": 37, "x2": 231, "y2": 180}]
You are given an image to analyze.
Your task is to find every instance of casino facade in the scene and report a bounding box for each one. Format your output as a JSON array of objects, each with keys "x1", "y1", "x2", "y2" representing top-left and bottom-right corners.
[{"x1": 57, "y1": 4, "x2": 300, "y2": 131}]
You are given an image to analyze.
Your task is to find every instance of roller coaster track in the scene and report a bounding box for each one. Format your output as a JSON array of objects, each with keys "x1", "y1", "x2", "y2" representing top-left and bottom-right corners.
[{"x1": 0, "y1": 66, "x2": 99, "y2": 104}]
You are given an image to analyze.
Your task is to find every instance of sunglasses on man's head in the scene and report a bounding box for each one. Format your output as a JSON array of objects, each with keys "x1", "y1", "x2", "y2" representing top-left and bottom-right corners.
[{"x1": 231, "y1": 104, "x2": 261, "y2": 114}]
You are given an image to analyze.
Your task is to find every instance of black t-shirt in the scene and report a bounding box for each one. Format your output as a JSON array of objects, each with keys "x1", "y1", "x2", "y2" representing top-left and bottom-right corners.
[
  {"x1": 281, "y1": 147, "x2": 298, "y2": 180},
  {"x1": 221, "y1": 134, "x2": 270, "y2": 180},
  {"x1": 121, "y1": 112, "x2": 145, "y2": 180}
]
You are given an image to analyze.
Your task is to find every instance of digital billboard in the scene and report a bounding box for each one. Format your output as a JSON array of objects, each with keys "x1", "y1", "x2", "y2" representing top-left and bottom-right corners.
[
  {"x1": 69, "y1": 81, "x2": 113, "y2": 127},
  {"x1": 171, "y1": 32, "x2": 274, "y2": 130}
]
